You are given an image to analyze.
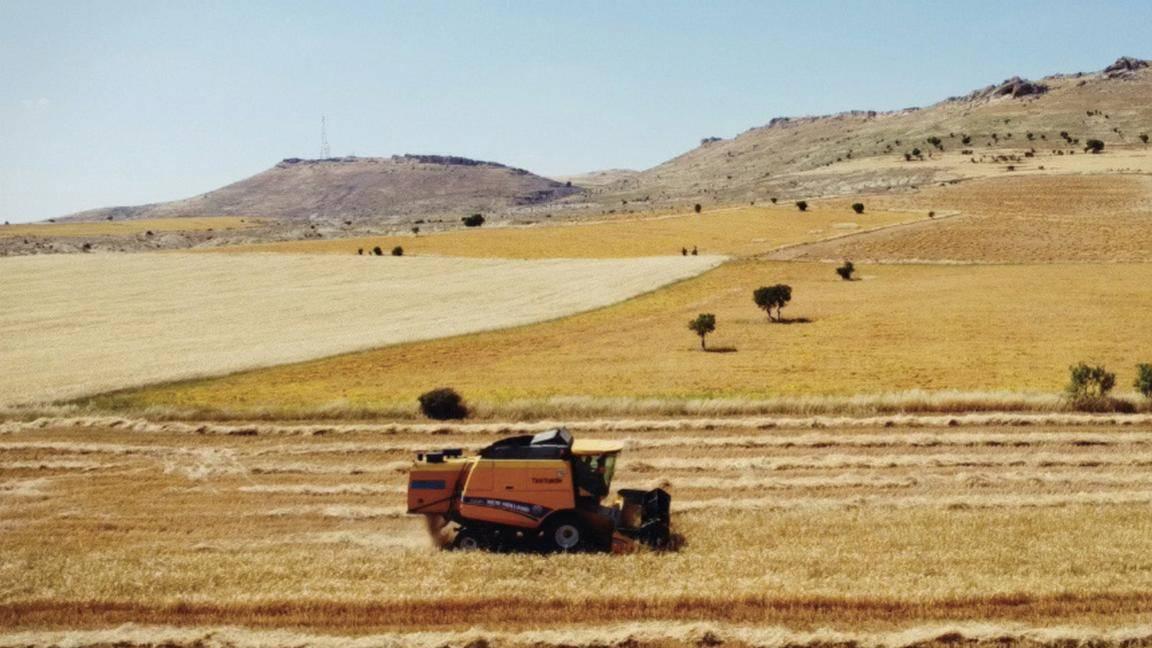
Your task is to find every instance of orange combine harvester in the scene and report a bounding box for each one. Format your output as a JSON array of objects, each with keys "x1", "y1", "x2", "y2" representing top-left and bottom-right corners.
[{"x1": 407, "y1": 428, "x2": 671, "y2": 552}]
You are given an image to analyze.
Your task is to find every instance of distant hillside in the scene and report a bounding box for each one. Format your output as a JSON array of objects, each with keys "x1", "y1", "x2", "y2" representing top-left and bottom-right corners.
[
  {"x1": 62, "y1": 155, "x2": 581, "y2": 223},
  {"x1": 588, "y1": 56, "x2": 1152, "y2": 207}
]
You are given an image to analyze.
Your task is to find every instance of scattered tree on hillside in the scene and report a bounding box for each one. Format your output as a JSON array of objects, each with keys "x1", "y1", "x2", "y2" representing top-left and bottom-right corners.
[
  {"x1": 418, "y1": 387, "x2": 470, "y2": 420},
  {"x1": 926, "y1": 136, "x2": 943, "y2": 151},
  {"x1": 1141, "y1": 134, "x2": 1149, "y2": 145},
  {"x1": 687, "y1": 313, "x2": 717, "y2": 350},
  {"x1": 1135, "y1": 364, "x2": 1152, "y2": 401},
  {"x1": 1084, "y1": 139, "x2": 1105, "y2": 154},
  {"x1": 795, "y1": 200, "x2": 808, "y2": 212},
  {"x1": 753, "y1": 284, "x2": 792, "y2": 322},
  {"x1": 694, "y1": 203, "x2": 702, "y2": 214},
  {"x1": 851, "y1": 202, "x2": 865, "y2": 214},
  {"x1": 770, "y1": 197, "x2": 778, "y2": 204},
  {"x1": 961, "y1": 135, "x2": 972, "y2": 145},
  {"x1": 372, "y1": 246, "x2": 383, "y2": 256},
  {"x1": 462, "y1": 213, "x2": 485, "y2": 227},
  {"x1": 836, "y1": 260, "x2": 856, "y2": 281},
  {"x1": 391, "y1": 246, "x2": 404, "y2": 256},
  {"x1": 411, "y1": 226, "x2": 420, "y2": 236}
]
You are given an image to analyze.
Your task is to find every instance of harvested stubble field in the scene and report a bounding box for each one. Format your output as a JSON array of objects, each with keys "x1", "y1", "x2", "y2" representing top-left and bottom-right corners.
[
  {"x1": 99, "y1": 259, "x2": 1152, "y2": 418},
  {"x1": 213, "y1": 204, "x2": 920, "y2": 258},
  {"x1": 3, "y1": 420, "x2": 1152, "y2": 647},
  {"x1": 0, "y1": 253, "x2": 720, "y2": 407}
]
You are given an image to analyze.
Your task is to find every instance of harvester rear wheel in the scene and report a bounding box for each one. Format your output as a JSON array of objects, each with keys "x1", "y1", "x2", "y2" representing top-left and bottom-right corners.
[
  {"x1": 542, "y1": 515, "x2": 587, "y2": 553},
  {"x1": 452, "y1": 528, "x2": 485, "y2": 551}
]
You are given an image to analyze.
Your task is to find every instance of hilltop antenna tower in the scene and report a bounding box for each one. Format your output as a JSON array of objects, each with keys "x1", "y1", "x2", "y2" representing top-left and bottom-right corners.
[{"x1": 320, "y1": 115, "x2": 331, "y2": 158}]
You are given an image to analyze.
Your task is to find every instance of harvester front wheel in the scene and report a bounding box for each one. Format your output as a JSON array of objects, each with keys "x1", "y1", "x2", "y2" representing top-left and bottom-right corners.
[
  {"x1": 452, "y1": 528, "x2": 485, "y2": 551},
  {"x1": 542, "y1": 515, "x2": 587, "y2": 553}
]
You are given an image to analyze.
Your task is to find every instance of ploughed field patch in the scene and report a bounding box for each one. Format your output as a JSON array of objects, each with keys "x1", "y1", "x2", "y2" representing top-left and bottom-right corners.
[{"x1": 2, "y1": 422, "x2": 1152, "y2": 646}]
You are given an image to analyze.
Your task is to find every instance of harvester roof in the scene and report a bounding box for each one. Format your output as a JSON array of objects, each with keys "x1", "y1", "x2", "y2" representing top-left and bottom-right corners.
[{"x1": 571, "y1": 439, "x2": 625, "y2": 455}]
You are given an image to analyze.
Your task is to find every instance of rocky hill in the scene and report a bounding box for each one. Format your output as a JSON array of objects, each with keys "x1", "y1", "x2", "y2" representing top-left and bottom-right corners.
[
  {"x1": 62, "y1": 155, "x2": 581, "y2": 224},
  {"x1": 584, "y1": 57, "x2": 1152, "y2": 209}
]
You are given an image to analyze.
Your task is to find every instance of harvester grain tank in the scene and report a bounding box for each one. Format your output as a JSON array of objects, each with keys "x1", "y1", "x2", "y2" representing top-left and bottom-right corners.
[{"x1": 407, "y1": 428, "x2": 670, "y2": 552}]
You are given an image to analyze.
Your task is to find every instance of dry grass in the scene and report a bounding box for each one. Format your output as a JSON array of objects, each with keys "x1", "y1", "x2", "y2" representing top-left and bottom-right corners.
[
  {"x1": 98, "y1": 260, "x2": 1152, "y2": 417},
  {"x1": 4, "y1": 422, "x2": 1152, "y2": 644},
  {"x1": 0, "y1": 252, "x2": 719, "y2": 406},
  {"x1": 211, "y1": 204, "x2": 921, "y2": 258},
  {"x1": 0, "y1": 217, "x2": 259, "y2": 238}
]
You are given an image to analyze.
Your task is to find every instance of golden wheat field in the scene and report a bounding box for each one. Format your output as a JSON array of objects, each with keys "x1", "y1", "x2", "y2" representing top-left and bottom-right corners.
[
  {"x1": 214, "y1": 204, "x2": 922, "y2": 258},
  {"x1": 97, "y1": 259, "x2": 1152, "y2": 419},
  {"x1": 3, "y1": 418, "x2": 1152, "y2": 647},
  {"x1": 0, "y1": 217, "x2": 259, "y2": 239},
  {"x1": 0, "y1": 253, "x2": 720, "y2": 407},
  {"x1": 780, "y1": 174, "x2": 1152, "y2": 263}
]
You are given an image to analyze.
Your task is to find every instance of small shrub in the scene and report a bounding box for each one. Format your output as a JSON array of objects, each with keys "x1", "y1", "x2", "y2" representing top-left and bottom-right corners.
[
  {"x1": 769, "y1": 197, "x2": 778, "y2": 204},
  {"x1": 357, "y1": 248, "x2": 363, "y2": 255},
  {"x1": 851, "y1": 202, "x2": 864, "y2": 214},
  {"x1": 462, "y1": 214, "x2": 485, "y2": 227},
  {"x1": 1140, "y1": 134, "x2": 1149, "y2": 145},
  {"x1": 1066, "y1": 362, "x2": 1116, "y2": 408},
  {"x1": 1084, "y1": 139, "x2": 1104, "y2": 154},
  {"x1": 411, "y1": 226, "x2": 420, "y2": 236},
  {"x1": 835, "y1": 261, "x2": 855, "y2": 281},
  {"x1": 391, "y1": 246, "x2": 404, "y2": 256},
  {"x1": 372, "y1": 246, "x2": 383, "y2": 256},
  {"x1": 694, "y1": 203, "x2": 702, "y2": 214},
  {"x1": 687, "y1": 313, "x2": 716, "y2": 350},
  {"x1": 1135, "y1": 364, "x2": 1152, "y2": 400},
  {"x1": 418, "y1": 388, "x2": 469, "y2": 420},
  {"x1": 795, "y1": 200, "x2": 808, "y2": 212},
  {"x1": 753, "y1": 284, "x2": 792, "y2": 322}
]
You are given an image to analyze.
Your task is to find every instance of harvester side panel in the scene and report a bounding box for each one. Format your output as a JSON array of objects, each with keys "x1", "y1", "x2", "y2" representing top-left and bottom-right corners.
[
  {"x1": 457, "y1": 459, "x2": 575, "y2": 529},
  {"x1": 407, "y1": 462, "x2": 467, "y2": 514}
]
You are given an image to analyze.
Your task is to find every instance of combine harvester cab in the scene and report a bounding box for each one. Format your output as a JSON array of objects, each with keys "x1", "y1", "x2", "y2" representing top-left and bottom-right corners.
[{"x1": 407, "y1": 428, "x2": 670, "y2": 552}]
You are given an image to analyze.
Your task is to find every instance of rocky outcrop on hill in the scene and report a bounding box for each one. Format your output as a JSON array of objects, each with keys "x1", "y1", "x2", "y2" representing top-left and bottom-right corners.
[
  {"x1": 1103, "y1": 56, "x2": 1149, "y2": 78},
  {"x1": 962, "y1": 76, "x2": 1049, "y2": 102}
]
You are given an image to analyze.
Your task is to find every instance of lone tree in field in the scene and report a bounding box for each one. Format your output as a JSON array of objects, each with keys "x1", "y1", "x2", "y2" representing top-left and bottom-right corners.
[
  {"x1": 391, "y1": 246, "x2": 404, "y2": 256},
  {"x1": 1066, "y1": 362, "x2": 1116, "y2": 407},
  {"x1": 1136, "y1": 364, "x2": 1152, "y2": 401},
  {"x1": 836, "y1": 260, "x2": 855, "y2": 281},
  {"x1": 687, "y1": 313, "x2": 716, "y2": 350},
  {"x1": 753, "y1": 284, "x2": 792, "y2": 322},
  {"x1": 1084, "y1": 139, "x2": 1105, "y2": 154},
  {"x1": 694, "y1": 203, "x2": 702, "y2": 214},
  {"x1": 418, "y1": 387, "x2": 469, "y2": 420},
  {"x1": 462, "y1": 213, "x2": 485, "y2": 227},
  {"x1": 795, "y1": 200, "x2": 808, "y2": 212},
  {"x1": 851, "y1": 202, "x2": 865, "y2": 214}
]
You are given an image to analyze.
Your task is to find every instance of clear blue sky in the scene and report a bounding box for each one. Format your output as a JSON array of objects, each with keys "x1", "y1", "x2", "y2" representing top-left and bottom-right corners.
[{"x1": 2, "y1": 0, "x2": 1150, "y2": 223}]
